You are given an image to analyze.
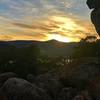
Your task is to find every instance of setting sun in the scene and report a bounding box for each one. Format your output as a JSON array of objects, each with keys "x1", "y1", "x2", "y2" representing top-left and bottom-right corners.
[
  {"x1": 47, "y1": 34, "x2": 79, "y2": 42},
  {"x1": 45, "y1": 16, "x2": 86, "y2": 42}
]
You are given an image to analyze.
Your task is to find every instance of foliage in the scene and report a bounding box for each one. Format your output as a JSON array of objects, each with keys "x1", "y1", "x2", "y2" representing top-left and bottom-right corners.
[
  {"x1": 0, "y1": 45, "x2": 40, "y2": 77},
  {"x1": 72, "y1": 36, "x2": 100, "y2": 58},
  {"x1": 0, "y1": 36, "x2": 100, "y2": 78},
  {"x1": 0, "y1": 44, "x2": 71, "y2": 76}
]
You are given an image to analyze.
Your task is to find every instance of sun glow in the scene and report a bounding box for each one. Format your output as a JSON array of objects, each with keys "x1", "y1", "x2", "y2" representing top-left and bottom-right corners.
[
  {"x1": 45, "y1": 16, "x2": 85, "y2": 42},
  {"x1": 51, "y1": 16, "x2": 86, "y2": 32},
  {"x1": 48, "y1": 16, "x2": 96, "y2": 43},
  {"x1": 47, "y1": 34, "x2": 74, "y2": 42},
  {"x1": 0, "y1": 15, "x2": 95, "y2": 41}
]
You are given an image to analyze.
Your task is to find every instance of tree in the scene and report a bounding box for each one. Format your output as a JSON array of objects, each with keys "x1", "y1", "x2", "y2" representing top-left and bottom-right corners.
[
  {"x1": 72, "y1": 36, "x2": 100, "y2": 58},
  {"x1": 80, "y1": 36, "x2": 97, "y2": 43}
]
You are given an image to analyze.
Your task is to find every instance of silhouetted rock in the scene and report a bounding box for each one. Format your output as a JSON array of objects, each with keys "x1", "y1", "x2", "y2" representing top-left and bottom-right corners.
[
  {"x1": 35, "y1": 72, "x2": 62, "y2": 99},
  {"x1": 0, "y1": 78, "x2": 51, "y2": 100},
  {"x1": 91, "y1": 9, "x2": 100, "y2": 35},
  {"x1": 86, "y1": 0, "x2": 100, "y2": 9},
  {"x1": 0, "y1": 72, "x2": 17, "y2": 87},
  {"x1": 87, "y1": 0, "x2": 100, "y2": 35}
]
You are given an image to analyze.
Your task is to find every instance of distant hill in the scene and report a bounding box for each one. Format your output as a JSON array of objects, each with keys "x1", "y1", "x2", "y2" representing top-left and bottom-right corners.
[{"x1": 0, "y1": 40, "x2": 78, "y2": 57}]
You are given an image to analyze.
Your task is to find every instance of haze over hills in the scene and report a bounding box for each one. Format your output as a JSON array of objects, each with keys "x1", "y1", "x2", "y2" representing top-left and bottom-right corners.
[{"x1": 0, "y1": 40, "x2": 78, "y2": 57}]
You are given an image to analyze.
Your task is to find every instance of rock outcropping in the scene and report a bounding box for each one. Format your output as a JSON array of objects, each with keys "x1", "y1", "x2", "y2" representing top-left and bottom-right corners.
[
  {"x1": 87, "y1": 0, "x2": 100, "y2": 35},
  {"x1": 0, "y1": 78, "x2": 51, "y2": 100},
  {"x1": 0, "y1": 72, "x2": 95, "y2": 100},
  {"x1": 0, "y1": 72, "x2": 17, "y2": 87}
]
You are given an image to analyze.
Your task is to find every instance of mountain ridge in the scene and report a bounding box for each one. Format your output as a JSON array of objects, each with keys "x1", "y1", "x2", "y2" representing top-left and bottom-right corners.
[{"x1": 0, "y1": 40, "x2": 78, "y2": 57}]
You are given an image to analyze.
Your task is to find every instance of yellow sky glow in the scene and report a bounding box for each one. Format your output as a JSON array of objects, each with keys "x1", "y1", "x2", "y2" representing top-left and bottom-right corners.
[
  {"x1": 47, "y1": 33, "x2": 80, "y2": 42},
  {"x1": 0, "y1": 0, "x2": 98, "y2": 42},
  {"x1": 0, "y1": 15, "x2": 97, "y2": 42}
]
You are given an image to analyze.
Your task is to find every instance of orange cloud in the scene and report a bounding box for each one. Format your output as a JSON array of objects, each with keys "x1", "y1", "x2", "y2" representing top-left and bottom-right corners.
[{"x1": 0, "y1": 14, "x2": 97, "y2": 42}]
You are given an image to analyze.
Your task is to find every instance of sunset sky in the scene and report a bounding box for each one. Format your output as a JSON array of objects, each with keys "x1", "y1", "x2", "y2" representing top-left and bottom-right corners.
[{"x1": 0, "y1": 0, "x2": 98, "y2": 42}]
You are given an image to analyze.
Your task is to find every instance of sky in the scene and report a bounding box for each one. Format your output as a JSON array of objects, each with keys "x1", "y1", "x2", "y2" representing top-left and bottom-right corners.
[{"x1": 0, "y1": 0, "x2": 98, "y2": 42}]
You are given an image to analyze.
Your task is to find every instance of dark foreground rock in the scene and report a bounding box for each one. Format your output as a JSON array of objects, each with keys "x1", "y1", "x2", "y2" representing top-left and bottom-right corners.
[
  {"x1": 0, "y1": 72, "x2": 17, "y2": 87},
  {"x1": 86, "y1": 0, "x2": 100, "y2": 9},
  {"x1": 0, "y1": 78, "x2": 51, "y2": 100},
  {"x1": 35, "y1": 72, "x2": 63, "y2": 100},
  {"x1": 87, "y1": 0, "x2": 100, "y2": 35}
]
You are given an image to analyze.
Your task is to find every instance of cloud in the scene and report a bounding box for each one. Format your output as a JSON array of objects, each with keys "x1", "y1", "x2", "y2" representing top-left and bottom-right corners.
[
  {"x1": 0, "y1": 0, "x2": 97, "y2": 42},
  {"x1": 0, "y1": 33, "x2": 48, "y2": 41},
  {"x1": 0, "y1": 0, "x2": 75, "y2": 20},
  {"x1": 8, "y1": 15, "x2": 96, "y2": 41},
  {"x1": 13, "y1": 23, "x2": 34, "y2": 29}
]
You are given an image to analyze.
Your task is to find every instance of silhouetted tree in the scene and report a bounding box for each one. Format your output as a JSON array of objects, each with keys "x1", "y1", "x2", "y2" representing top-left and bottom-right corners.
[
  {"x1": 0, "y1": 44, "x2": 40, "y2": 77},
  {"x1": 72, "y1": 36, "x2": 100, "y2": 58},
  {"x1": 80, "y1": 36, "x2": 97, "y2": 43}
]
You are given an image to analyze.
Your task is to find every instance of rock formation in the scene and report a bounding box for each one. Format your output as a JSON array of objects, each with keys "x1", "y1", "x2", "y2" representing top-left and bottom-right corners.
[
  {"x1": 87, "y1": 0, "x2": 100, "y2": 35},
  {"x1": 86, "y1": 1, "x2": 100, "y2": 99},
  {"x1": 0, "y1": 72, "x2": 17, "y2": 87},
  {"x1": 0, "y1": 78, "x2": 51, "y2": 100},
  {"x1": 0, "y1": 72, "x2": 95, "y2": 100}
]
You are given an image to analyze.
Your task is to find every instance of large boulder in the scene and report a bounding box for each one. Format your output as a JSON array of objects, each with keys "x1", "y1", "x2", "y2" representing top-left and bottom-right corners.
[
  {"x1": 86, "y1": 0, "x2": 100, "y2": 9},
  {"x1": 87, "y1": 0, "x2": 100, "y2": 35},
  {"x1": 0, "y1": 72, "x2": 17, "y2": 87},
  {"x1": 91, "y1": 9, "x2": 100, "y2": 35},
  {"x1": 0, "y1": 78, "x2": 51, "y2": 100}
]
